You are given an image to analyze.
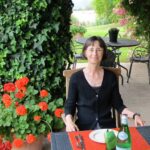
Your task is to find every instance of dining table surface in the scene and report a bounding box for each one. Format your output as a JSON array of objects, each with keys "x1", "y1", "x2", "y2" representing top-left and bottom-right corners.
[
  {"x1": 51, "y1": 126, "x2": 150, "y2": 150},
  {"x1": 76, "y1": 37, "x2": 140, "y2": 48}
]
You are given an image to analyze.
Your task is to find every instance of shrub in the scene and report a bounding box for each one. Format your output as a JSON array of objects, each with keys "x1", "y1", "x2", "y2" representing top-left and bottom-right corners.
[
  {"x1": 70, "y1": 25, "x2": 87, "y2": 36},
  {"x1": 122, "y1": 0, "x2": 150, "y2": 53},
  {"x1": 0, "y1": 0, "x2": 73, "y2": 146}
]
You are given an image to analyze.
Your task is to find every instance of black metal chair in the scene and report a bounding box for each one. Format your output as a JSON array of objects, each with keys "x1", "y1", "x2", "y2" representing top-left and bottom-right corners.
[
  {"x1": 101, "y1": 49, "x2": 124, "y2": 85},
  {"x1": 72, "y1": 42, "x2": 85, "y2": 68},
  {"x1": 127, "y1": 46, "x2": 150, "y2": 84},
  {"x1": 101, "y1": 49, "x2": 116, "y2": 67}
]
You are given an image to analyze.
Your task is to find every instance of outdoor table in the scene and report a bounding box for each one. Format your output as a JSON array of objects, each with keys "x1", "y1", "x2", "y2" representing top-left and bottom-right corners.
[
  {"x1": 76, "y1": 37, "x2": 140, "y2": 82},
  {"x1": 51, "y1": 126, "x2": 150, "y2": 150}
]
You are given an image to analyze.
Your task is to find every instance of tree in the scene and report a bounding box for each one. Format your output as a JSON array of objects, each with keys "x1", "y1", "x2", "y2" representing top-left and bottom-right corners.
[
  {"x1": 92, "y1": 0, "x2": 120, "y2": 23},
  {"x1": 122, "y1": 0, "x2": 150, "y2": 53}
]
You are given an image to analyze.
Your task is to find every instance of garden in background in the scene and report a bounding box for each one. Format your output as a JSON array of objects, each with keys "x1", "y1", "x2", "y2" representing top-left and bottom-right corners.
[{"x1": 70, "y1": 0, "x2": 147, "y2": 63}]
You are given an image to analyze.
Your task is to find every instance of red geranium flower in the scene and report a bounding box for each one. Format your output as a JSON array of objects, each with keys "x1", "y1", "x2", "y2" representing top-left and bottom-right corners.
[
  {"x1": 26, "y1": 134, "x2": 36, "y2": 144},
  {"x1": 0, "y1": 141, "x2": 12, "y2": 150},
  {"x1": 16, "y1": 105, "x2": 27, "y2": 116},
  {"x1": 2, "y1": 94, "x2": 12, "y2": 101},
  {"x1": 40, "y1": 90, "x2": 48, "y2": 98},
  {"x1": 38, "y1": 102, "x2": 48, "y2": 111},
  {"x1": 2, "y1": 94, "x2": 12, "y2": 108},
  {"x1": 34, "y1": 115, "x2": 41, "y2": 121},
  {"x1": 20, "y1": 77, "x2": 29, "y2": 85},
  {"x1": 15, "y1": 91, "x2": 25, "y2": 100},
  {"x1": 47, "y1": 133, "x2": 51, "y2": 142},
  {"x1": 3, "y1": 82, "x2": 16, "y2": 92},
  {"x1": 54, "y1": 108, "x2": 64, "y2": 118},
  {"x1": 15, "y1": 77, "x2": 29, "y2": 89},
  {"x1": 12, "y1": 138, "x2": 23, "y2": 148}
]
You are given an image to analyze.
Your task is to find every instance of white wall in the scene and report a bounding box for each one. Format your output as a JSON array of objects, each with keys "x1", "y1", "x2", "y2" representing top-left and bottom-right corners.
[{"x1": 72, "y1": 10, "x2": 96, "y2": 25}]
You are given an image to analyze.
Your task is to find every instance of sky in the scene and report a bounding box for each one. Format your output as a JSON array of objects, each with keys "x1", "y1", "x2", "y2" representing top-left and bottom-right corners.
[{"x1": 72, "y1": 0, "x2": 92, "y2": 10}]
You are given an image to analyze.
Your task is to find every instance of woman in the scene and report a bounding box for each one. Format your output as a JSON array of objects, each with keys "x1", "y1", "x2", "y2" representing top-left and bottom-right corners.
[{"x1": 65, "y1": 36, "x2": 144, "y2": 132}]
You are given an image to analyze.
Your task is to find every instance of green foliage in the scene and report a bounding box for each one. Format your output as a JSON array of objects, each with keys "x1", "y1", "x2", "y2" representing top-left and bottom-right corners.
[
  {"x1": 122, "y1": 0, "x2": 150, "y2": 53},
  {"x1": 0, "y1": 0, "x2": 73, "y2": 139},
  {"x1": 92, "y1": 0, "x2": 120, "y2": 23},
  {"x1": 70, "y1": 25, "x2": 87, "y2": 35},
  {"x1": 0, "y1": 77, "x2": 64, "y2": 142}
]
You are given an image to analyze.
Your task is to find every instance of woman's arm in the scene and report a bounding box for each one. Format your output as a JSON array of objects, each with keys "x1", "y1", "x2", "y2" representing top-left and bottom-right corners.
[
  {"x1": 110, "y1": 74, "x2": 144, "y2": 126},
  {"x1": 65, "y1": 75, "x2": 78, "y2": 117},
  {"x1": 64, "y1": 74, "x2": 79, "y2": 131},
  {"x1": 65, "y1": 114, "x2": 79, "y2": 132},
  {"x1": 122, "y1": 108, "x2": 145, "y2": 126}
]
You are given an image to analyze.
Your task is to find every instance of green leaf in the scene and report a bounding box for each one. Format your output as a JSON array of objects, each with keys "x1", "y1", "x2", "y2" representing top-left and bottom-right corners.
[
  {"x1": 48, "y1": 102, "x2": 57, "y2": 111},
  {"x1": 55, "y1": 98, "x2": 64, "y2": 107},
  {"x1": 38, "y1": 124, "x2": 46, "y2": 133}
]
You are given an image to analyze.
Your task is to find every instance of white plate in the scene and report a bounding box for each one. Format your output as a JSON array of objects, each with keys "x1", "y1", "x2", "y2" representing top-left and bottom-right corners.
[{"x1": 89, "y1": 129, "x2": 118, "y2": 143}]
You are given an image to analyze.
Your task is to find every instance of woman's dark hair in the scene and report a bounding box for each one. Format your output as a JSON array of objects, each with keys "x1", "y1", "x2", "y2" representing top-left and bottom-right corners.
[{"x1": 82, "y1": 36, "x2": 107, "y2": 61}]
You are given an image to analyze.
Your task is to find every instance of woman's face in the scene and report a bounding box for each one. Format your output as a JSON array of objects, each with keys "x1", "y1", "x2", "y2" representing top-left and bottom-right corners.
[{"x1": 84, "y1": 40, "x2": 104, "y2": 65}]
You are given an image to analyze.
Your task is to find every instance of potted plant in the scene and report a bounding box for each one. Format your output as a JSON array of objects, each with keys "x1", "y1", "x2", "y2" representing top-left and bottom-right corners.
[
  {"x1": 70, "y1": 25, "x2": 87, "y2": 39},
  {"x1": 0, "y1": 77, "x2": 64, "y2": 149},
  {"x1": 108, "y1": 28, "x2": 120, "y2": 43}
]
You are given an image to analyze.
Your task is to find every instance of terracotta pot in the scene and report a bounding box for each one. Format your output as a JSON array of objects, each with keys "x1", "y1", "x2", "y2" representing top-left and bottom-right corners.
[{"x1": 12, "y1": 136, "x2": 44, "y2": 150}]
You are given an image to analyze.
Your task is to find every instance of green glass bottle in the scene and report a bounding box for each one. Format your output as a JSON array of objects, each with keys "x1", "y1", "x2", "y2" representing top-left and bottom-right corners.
[
  {"x1": 116, "y1": 114, "x2": 131, "y2": 150},
  {"x1": 105, "y1": 130, "x2": 116, "y2": 150}
]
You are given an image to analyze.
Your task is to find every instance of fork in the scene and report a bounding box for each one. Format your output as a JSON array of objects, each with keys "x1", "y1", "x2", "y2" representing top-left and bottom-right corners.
[
  {"x1": 75, "y1": 135, "x2": 82, "y2": 149},
  {"x1": 75, "y1": 134, "x2": 85, "y2": 150}
]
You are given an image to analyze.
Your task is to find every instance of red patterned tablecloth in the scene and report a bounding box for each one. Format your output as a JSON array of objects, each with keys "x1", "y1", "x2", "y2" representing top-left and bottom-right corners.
[{"x1": 68, "y1": 127, "x2": 150, "y2": 150}]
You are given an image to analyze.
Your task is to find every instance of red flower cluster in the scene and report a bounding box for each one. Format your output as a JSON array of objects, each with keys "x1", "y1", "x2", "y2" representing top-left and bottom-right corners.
[
  {"x1": 34, "y1": 115, "x2": 41, "y2": 121},
  {"x1": 40, "y1": 89, "x2": 48, "y2": 98},
  {"x1": 0, "y1": 141, "x2": 12, "y2": 150},
  {"x1": 16, "y1": 105, "x2": 27, "y2": 116},
  {"x1": 26, "y1": 134, "x2": 36, "y2": 144},
  {"x1": 2, "y1": 77, "x2": 29, "y2": 108},
  {"x1": 38, "y1": 102, "x2": 48, "y2": 111},
  {"x1": 3, "y1": 82, "x2": 16, "y2": 92},
  {"x1": 15, "y1": 91, "x2": 25, "y2": 100},
  {"x1": 2, "y1": 94, "x2": 12, "y2": 108},
  {"x1": 47, "y1": 133, "x2": 51, "y2": 142},
  {"x1": 12, "y1": 138, "x2": 23, "y2": 148},
  {"x1": 0, "y1": 77, "x2": 53, "y2": 148},
  {"x1": 15, "y1": 77, "x2": 29, "y2": 89},
  {"x1": 54, "y1": 108, "x2": 64, "y2": 118}
]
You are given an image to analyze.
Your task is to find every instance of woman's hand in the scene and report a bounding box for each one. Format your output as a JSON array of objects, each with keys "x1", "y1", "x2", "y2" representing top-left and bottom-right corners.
[
  {"x1": 134, "y1": 115, "x2": 145, "y2": 126},
  {"x1": 66, "y1": 120, "x2": 79, "y2": 132},
  {"x1": 65, "y1": 114, "x2": 79, "y2": 132},
  {"x1": 122, "y1": 108, "x2": 145, "y2": 126}
]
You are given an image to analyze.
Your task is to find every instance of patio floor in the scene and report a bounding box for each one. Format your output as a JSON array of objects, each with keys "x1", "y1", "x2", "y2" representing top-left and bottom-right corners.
[{"x1": 75, "y1": 62, "x2": 150, "y2": 126}]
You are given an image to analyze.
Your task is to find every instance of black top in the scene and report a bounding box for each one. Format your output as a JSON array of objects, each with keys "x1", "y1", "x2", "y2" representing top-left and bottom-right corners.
[{"x1": 65, "y1": 69, "x2": 126, "y2": 130}]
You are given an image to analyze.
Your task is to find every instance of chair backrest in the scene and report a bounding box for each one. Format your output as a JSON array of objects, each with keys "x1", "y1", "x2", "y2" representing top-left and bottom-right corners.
[
  {"x1": 132, "y1": 46, "x2": 149, "y2": 58},
  {"x1": 63, "y1": 67, "x2": 121, "y2": 128},
  {"x1": 101, "y1": 49, "x2": 116, "y2": 67}
]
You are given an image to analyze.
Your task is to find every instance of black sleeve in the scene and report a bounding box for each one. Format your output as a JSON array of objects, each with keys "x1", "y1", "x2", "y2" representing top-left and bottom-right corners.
[
  {"x1": 64, "y1": 74, "x2": 78, "y2": 116},
  {"x1": 111, "y1": 74, "x2": 127, "y2": 113}
]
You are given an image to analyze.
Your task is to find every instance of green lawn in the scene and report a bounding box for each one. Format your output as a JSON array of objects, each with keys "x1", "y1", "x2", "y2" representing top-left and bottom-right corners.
[
  {"x1": 84, "y1": 24, "x2": 125, "y2": 37},
  {"x1": 73, "y1": 24, "x2": 135, "y2": 63}
]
